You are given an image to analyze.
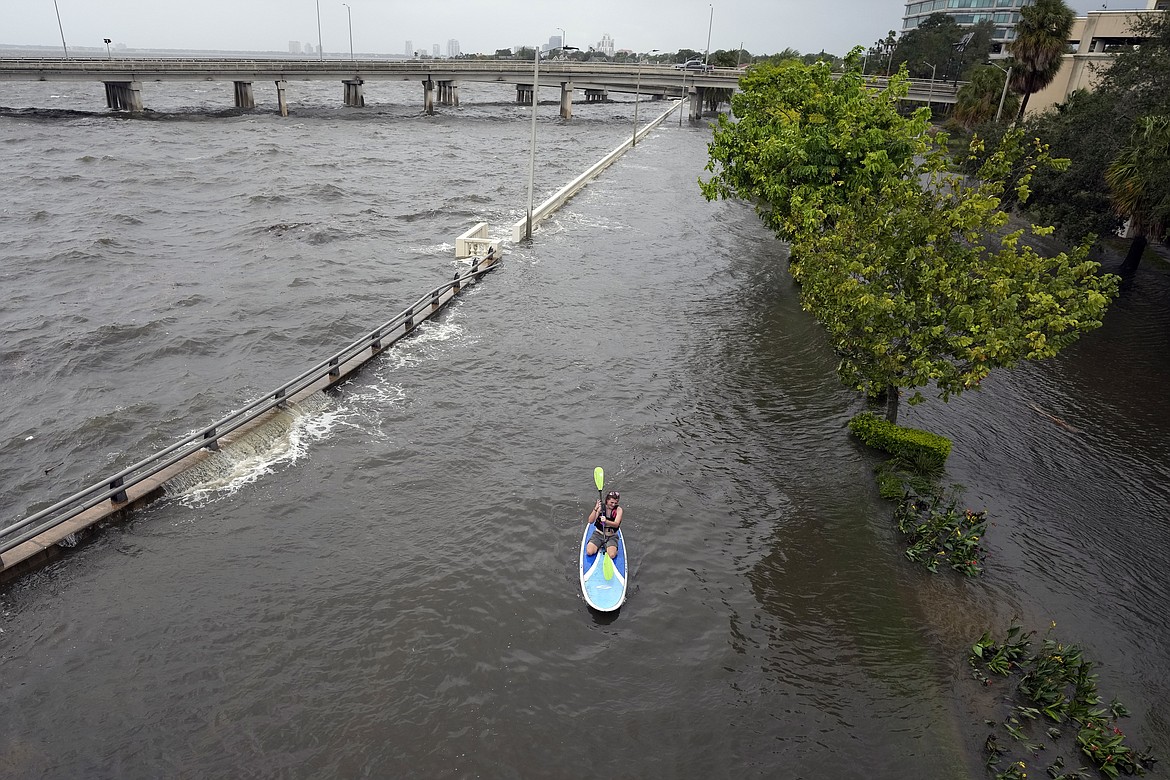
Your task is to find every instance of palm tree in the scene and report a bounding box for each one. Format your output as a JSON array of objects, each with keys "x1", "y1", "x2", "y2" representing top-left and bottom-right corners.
[
  {"x1": 954, "y1": 64, "x2": 1019, "y2": 127},
  {"x1": 1105, "y1": 115, "x2": 1170, "y2": 273},
  {"x1": 1007, "y1": 0, "x2": 1075, "y2": 121}
]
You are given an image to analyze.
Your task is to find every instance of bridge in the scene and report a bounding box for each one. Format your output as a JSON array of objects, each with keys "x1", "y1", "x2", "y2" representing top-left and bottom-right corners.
[{"x1": 0, "y1": 57, "x2": 962, "y2": 118}]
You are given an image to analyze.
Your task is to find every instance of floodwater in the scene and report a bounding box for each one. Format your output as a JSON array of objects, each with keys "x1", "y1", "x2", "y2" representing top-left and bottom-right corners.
[{"x1": 1, "y1": 77, "x2": 1167, "y2": 778}]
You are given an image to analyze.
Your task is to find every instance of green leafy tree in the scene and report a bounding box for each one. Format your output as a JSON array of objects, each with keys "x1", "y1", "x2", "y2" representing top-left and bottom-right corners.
[
  {"x1": 757, "y1": 48, "x2": 802, "y2": 66},
  {"x1": 1022, "y1": 89, "x2": 1127, "y2": 245},
  {"x1": 1105, "y1": 116, "x2": 1170, "y2": 272},
  {"x1": 1096, "y1": 10, "x2": 1170, "y2": 119},
  {"x1": 893, "y1": 14, "x2": 991, "y2": 80},
  {"x1": 701, "y1": 52, "x2": 1117, "y2": 420},
  {"x1": 1008, "y1": 0, "x2": 1076, "y2": 121},
  {"x1": 1002, "y1": 10, "x2": 1167, "y2": 257},
  {"x1": 867, "y1": 31, "x2": 898, "y2": 76}
]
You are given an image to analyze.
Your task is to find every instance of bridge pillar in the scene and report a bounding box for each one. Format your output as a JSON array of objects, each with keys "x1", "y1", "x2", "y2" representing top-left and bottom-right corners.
[
  {"x1": 422, "y1": 79, "x2": 435, "y2": 114},
  {"x1": 559, "y1": 81, "x2": 573, "y2": 120},
  {"x1": 516, "y1": 84, "x2": 534, "y2": 104},
  {"x1": 689, "y1": 88, "x2": 702, "y2": 120},
  {"x1": 233, "y1": 81, "x2": 255, "y2": 109},
  {"x1": 103, "y1": 81, "x2": 143, "y2": 112},
  {"x1": 274, "y1": 80, "x2": 288, "y2": 117},
  {"x1": 584, "y1": 88, "x2": 607, "y2": 103},
  {"x1": 343, "y1": 79, "x2": 365, "y2": 107},
  {"x1": 438, "y1": 80, "x2": 460, "y2": 106}
]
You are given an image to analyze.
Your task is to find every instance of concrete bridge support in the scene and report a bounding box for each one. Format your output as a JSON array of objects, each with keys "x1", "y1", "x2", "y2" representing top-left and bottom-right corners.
[
  {"x1": 584, "y1": 88, "x2": 608, "y2": 103},
  {"x1": 422, "y1": 79, "x2": 435, "y2": 114},
  {"x1": 438, "y1": 80, "x2": 460, "y2": 106},
  {"x1": 233, "y1": 81, "x2": 255, "y2": 109},
  {"x1": 559, "y1": 82, "x2": 573, "y2": 119},
  {"x1": 516, "y1": 84, "x2": 534, "y2": 104},
  {"x1": 274, "y1": 80, "x2": 289, "y2": 117},
  {"x1": 103, "y1": 81, "x2": 143, "y2": 112},
  {"x1": 343, "y1": 79, "x2": 365, "y2": 107},
  {"x1": 689, "y1": 87, "x2": 703, "y2": 120}
]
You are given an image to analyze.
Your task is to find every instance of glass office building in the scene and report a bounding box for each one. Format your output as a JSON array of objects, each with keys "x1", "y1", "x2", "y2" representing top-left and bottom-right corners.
[{"x1": 902, "y1": 0, "x2": 1036, "y2": 53}]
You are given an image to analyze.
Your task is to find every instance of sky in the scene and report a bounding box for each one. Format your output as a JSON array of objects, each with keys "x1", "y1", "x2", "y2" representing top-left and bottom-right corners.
[{"x1": 3, "y1": 0, "x2": 1155, "y2": 58}]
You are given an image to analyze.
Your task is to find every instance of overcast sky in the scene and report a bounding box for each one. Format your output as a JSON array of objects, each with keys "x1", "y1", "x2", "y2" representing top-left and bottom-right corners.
[{"x1": 4, "y1": 1, "x2": 1154, "y2": 57}]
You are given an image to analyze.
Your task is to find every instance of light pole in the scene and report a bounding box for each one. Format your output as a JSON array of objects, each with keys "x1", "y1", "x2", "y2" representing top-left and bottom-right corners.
[
  {"x1": 557, "y1": 27, "x2": 566, "y2": 50},
  {"x1": 633, "y1": 49, "x2": 660, "y2": 147},
  {"x1": 342, "y1": 3, "x2": 353, "y2": 60},
  {"x1": 52, "y1": 0, "x2": 68, "y2": 59},
  {"x1": 315, "y1": 0, "x2": 324, "y2": 60},
  {"x1": 525, "y1": 45, "x2": 579, "y2": 239},
  {"x1": 924, "y1": 61, "x2": 937, "y2": 111},
  {"x1": 989, "y1": 61, "x2": 1014, "y2": 122},
  {"x1": 103, "y1": 38, "x2": 112, "y2": 60},
  {"x1": 704, "y1": 4, "x2": 713, "y2": 67}
]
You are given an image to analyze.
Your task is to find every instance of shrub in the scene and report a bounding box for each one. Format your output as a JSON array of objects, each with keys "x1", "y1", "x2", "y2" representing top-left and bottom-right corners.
[{"x1": 848, "y1": 411, "x2": 952, "y2": 471}]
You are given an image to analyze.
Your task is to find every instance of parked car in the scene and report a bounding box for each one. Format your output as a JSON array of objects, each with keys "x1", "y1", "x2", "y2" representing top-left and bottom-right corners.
[{"x1": 673, "y1": 59, "x2": 714, "y2": 72}]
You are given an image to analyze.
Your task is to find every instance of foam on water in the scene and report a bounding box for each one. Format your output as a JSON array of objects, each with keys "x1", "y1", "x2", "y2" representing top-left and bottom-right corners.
[{"x1": 162, "y1": 392, "x2": 342, "y2": 505}]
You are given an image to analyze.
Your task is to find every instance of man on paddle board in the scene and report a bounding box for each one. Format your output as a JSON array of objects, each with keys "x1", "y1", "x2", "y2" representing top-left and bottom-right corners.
[{"x1": 586, "y1": 491, "x2": 623, "y2": 559}]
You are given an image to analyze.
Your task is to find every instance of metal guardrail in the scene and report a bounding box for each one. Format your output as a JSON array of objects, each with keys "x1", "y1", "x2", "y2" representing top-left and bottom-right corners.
[{"x1": 0, "y1": 250, "x2": 497, "y2": 556}]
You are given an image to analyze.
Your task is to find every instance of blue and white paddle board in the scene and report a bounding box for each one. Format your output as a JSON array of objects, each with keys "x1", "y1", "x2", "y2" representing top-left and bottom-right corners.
[{"x1": 579, "y1": 524, "x2": 628, "y2": 612}]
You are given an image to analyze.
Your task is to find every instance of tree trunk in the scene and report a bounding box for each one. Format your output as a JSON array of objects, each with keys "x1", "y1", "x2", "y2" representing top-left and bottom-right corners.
[
  {"x1": 885, "y1": 385, "x2": 900, "y2": 424},
  {"x1": 1015, "y1": 91, "x2": 1031, "y2": 123},
  {"x1": 1119, "y1": 234, "x2": 1148, "y2": 274}
]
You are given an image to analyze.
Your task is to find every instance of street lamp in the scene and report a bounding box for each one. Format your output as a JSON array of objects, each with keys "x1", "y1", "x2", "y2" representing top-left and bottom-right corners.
[
  {"x1": 525, "y1": 45, "x2": 579, "y2": 240},
  {"x1": 924, "y1": 61, "x2": 937, "y2": 111},
  {"x1": 52, "y1": 0, "x2": 69, "y2": 59},
  {"x1": 315, "y1": 0, "x2": 324, "y2": 60},
  {"x1": 557, "y1": 27, "x2": 566, "y2": 50},
  {"x1": 342, "y1": 3, "x2": 353, "y2": 60},
  {"x1": 103, "y1": 38, "x2": 112, "y2": 60},
  {"x1": 704, "y1": 4, "x2": 713, "y2": 67},
  {"x1": 988, "y1": 61, "x2": 1014, "y2": 122},
  {"x1": 633, "y1": 49, "x2": 660, "y2": 147}
]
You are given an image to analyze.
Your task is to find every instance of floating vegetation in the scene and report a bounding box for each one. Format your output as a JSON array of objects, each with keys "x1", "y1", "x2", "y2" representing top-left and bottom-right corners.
[
  {"x1": 971, "y1": 622, "x2": 1158, "y2": 779},
  {"x1": 891, "y1": 481, "x2": 987, "y2": 577}
]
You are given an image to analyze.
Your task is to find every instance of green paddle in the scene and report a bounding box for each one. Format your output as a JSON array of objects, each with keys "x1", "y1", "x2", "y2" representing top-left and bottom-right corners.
[{"x1": 594, "y1": 467, "x2": 616, "y2": 580}]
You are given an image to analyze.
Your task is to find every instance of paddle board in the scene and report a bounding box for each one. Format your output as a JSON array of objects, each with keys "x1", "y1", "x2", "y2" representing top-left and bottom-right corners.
[{"x1": 579, "y1": 524, "x2": 628, "y2": 612}]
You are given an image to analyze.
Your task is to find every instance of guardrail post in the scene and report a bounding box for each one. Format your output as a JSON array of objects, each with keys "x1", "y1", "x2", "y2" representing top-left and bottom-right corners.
[
  {"x1": 109, "y1": 476, "x2": 128, "y2": 504},
  {"x1": 452, "y1": 269, "x2": 462, "y2": 293},
  {"x1": 328, "y1": 356, "x2": 340, "y2": 378},
  {"x1": 404, "y1": 310, "x2": 414, "y2": 332},
  {"x1": 203, "y1": 428, "x2": 220, "y2": 451},
  {"x1": 372, "y1": 329, "x2": 383, "y2": 351}
]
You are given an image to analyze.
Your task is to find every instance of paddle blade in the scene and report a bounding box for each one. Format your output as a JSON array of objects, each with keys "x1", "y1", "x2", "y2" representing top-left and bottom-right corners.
[
  {"x1": 594, "y1": 467, "x2": 604, "y2": 492},
  {"x1": 603, "y1": 552, "x2": 615, "y2": 580}
]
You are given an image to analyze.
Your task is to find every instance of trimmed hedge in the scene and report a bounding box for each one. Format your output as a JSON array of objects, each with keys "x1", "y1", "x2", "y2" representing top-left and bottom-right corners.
[{"x1": 848, "y1": 412, "x2": 952, "y2": 471}]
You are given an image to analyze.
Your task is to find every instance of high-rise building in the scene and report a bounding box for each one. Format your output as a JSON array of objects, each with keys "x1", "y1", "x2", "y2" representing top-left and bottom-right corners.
[
  {"x1": 289, "y1": 41, "x2": 302, "y2": 54},
  {"x1": 597, "y1": 33, "x2": 615, "y2": 57},
  {"x1": 901, "y1": 0, "x2": 1035, "y2": 54},
  {"x1": 406, "y1": 40, "x2": 413, "y2": 57},
  {"x1": 433, "y1": 43, "x2": 440, "y2": 57},
  {"x1": 447, "y1": 39, "x2": 461, "y2": 57}
]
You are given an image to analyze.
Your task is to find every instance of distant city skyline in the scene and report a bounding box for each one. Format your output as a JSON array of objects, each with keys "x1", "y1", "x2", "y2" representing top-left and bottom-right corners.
[{"x1": 3, "y1": 0, "x2": 1154, "y2": 59}]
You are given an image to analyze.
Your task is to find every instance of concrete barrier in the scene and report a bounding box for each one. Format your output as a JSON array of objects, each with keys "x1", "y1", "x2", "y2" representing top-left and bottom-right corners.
[{"x1": 511, "y1": 99, "x2": 682, "y2": 242}]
